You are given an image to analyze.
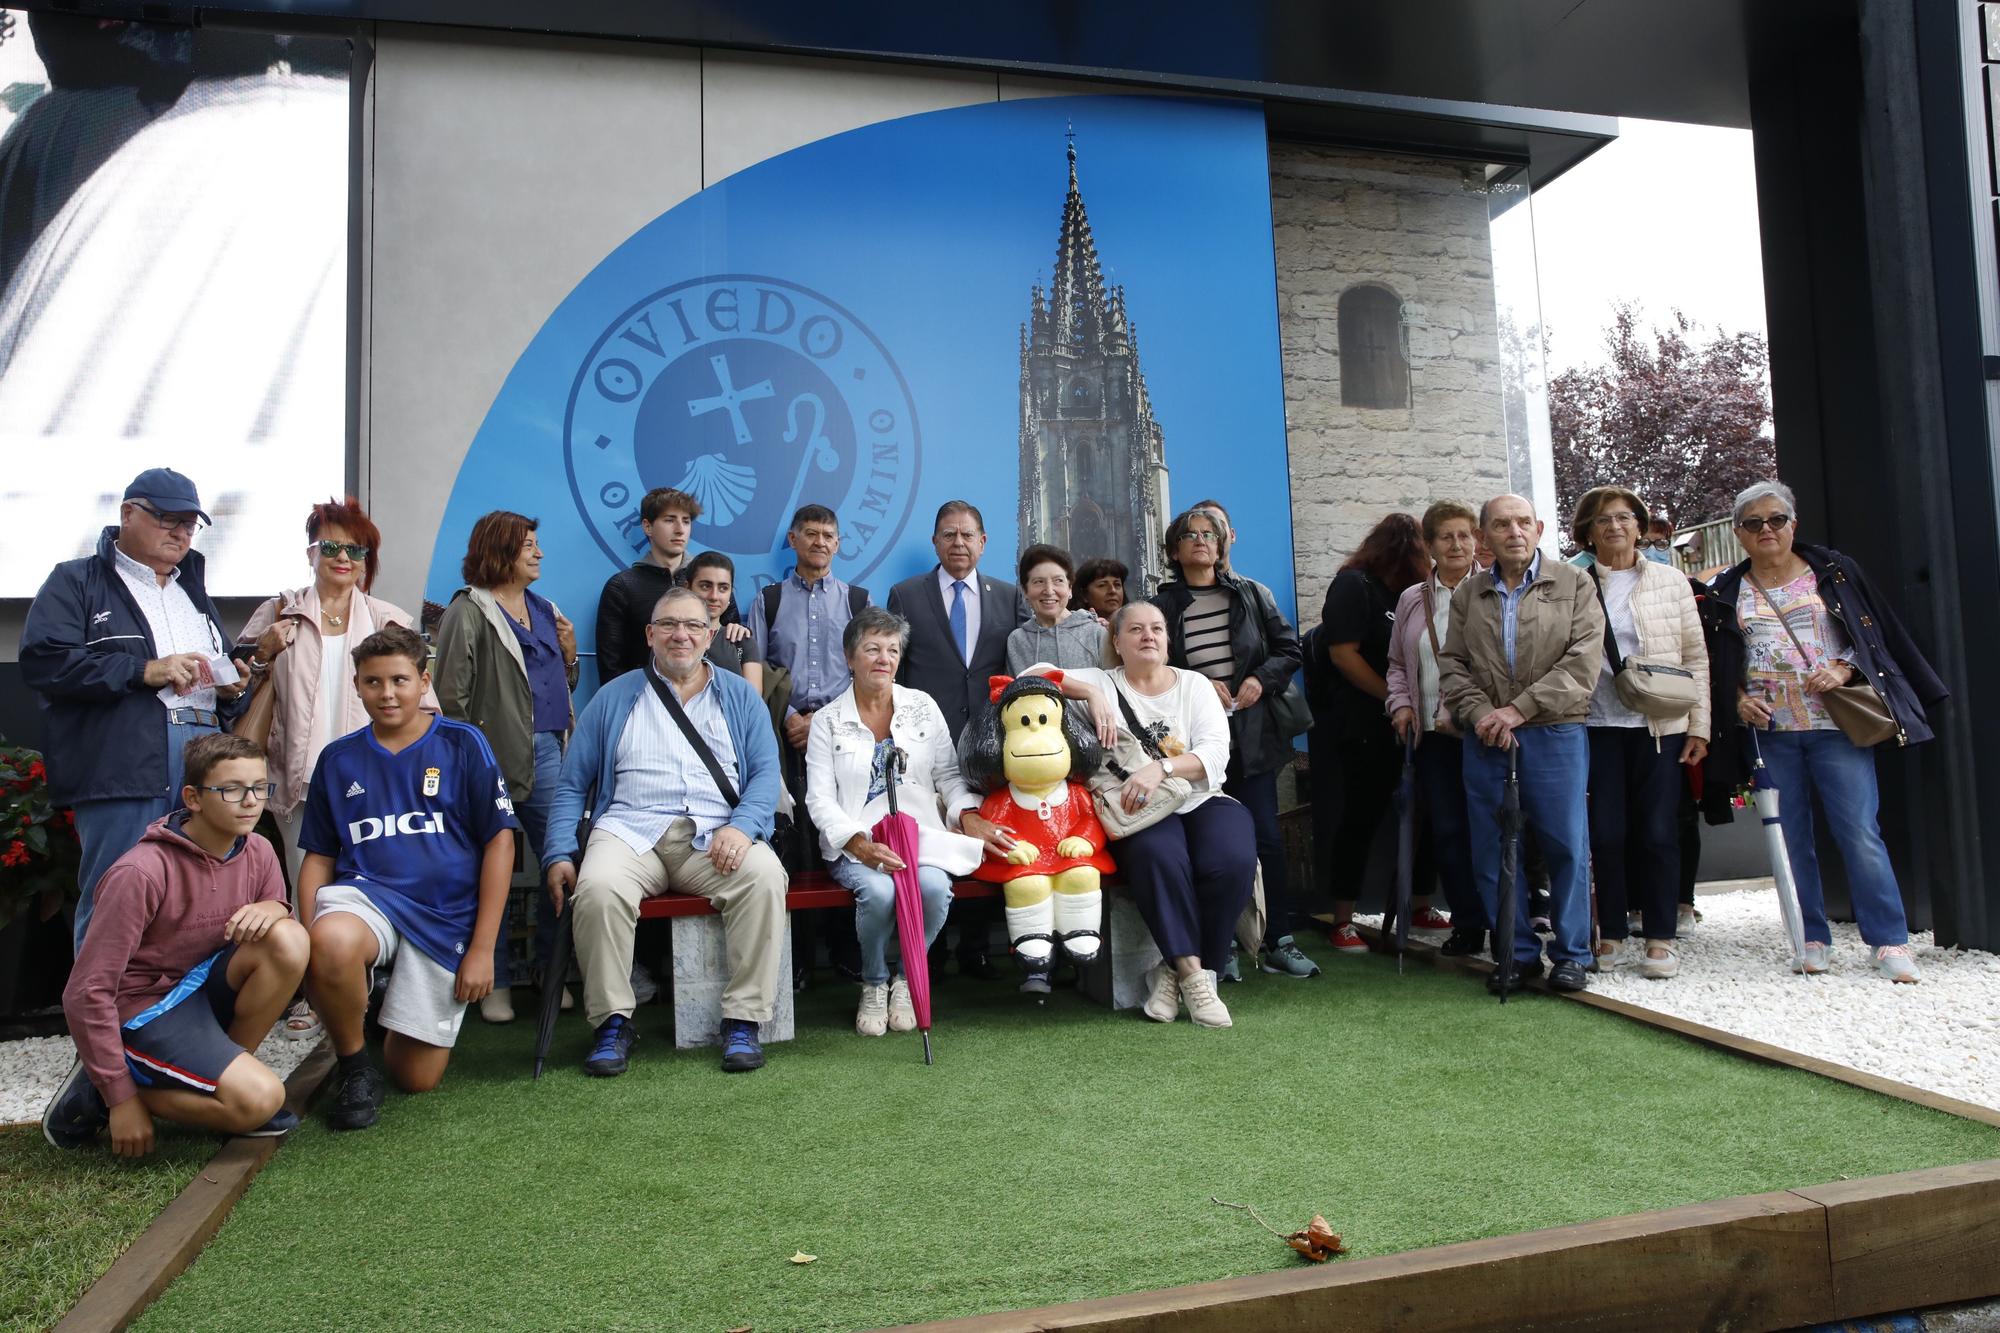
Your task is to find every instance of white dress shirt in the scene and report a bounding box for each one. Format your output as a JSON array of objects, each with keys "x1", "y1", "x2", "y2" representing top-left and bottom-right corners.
[
  {"x1": 935, "y1": 564, "x2": 981, "y2": 660},
  {"x1": 113, "y1": 545, "x2": 220, "y2": 711}
]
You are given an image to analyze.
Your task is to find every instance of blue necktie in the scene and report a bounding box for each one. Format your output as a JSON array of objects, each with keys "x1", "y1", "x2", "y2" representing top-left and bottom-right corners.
[{"x1": 949, "y1": 579, "x2": 970, "y2": 664}]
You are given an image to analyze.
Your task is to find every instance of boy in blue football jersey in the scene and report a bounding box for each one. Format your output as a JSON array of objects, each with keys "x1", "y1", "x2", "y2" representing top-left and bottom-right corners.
[{"x1": 299, "y1": 625, "x2": 517, "y2": 1131}]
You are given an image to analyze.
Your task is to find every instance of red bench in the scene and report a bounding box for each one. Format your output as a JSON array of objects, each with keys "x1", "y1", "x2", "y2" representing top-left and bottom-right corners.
[{"x1": 635, "y1": 871, "x2": 1001, "y2": 919}]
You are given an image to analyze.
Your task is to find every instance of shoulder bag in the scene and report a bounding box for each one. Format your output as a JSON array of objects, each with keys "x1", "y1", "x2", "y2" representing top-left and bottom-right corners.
[
  {"x1": 1086, "y1": 672, "x2": 1196, "y2": 839},
  {"x1": 1590, "y1": 568, "x2": 1701, "y2": 721},
  {"x1": 1744, "y1": 571, "x2": 1899, "y2": 747},
  {"x1": 231, "y1": 596, "x2": 295, "y2": 747}
]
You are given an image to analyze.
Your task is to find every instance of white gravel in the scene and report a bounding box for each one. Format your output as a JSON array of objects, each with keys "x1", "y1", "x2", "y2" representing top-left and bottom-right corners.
[
  {"x1": 0, "y1": 1021, "x2": 317, "y2": 1127},
  {"x1": 1369, "y1": 884, "x2": 2000, "y2": 1113}
]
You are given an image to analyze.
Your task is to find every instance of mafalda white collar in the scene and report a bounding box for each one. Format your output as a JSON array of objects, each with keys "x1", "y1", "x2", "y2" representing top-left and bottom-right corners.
[{"x1": 1007, "y1": 781, "x2": 1071, "y2": 818}]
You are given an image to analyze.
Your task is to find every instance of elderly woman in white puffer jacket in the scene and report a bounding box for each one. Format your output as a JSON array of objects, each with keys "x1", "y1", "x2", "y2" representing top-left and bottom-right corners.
[{"x1": 1571, "y1": 485, "x2": 1710, "y2": 980}]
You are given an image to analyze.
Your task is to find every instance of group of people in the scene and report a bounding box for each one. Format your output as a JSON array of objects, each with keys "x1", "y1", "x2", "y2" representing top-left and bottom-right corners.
[
  {"x1": 21, "y1": 463, "x2": 1945, "y2": 1153},
  {"x1": 1313, "y1": 483, "x2": 1944, "y2": 999}
]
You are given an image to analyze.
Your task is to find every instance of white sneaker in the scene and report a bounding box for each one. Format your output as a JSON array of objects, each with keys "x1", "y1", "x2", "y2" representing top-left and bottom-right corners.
[
  {"x1": 1874, "y1": 945, "x2": 1920, "y2": 984},
  {"x1": 479, "y1": 988, "x2": 515, "y2": 1024},
  {"x1": 887, "y1": 977, "x2": 916, "y2": 1031},
  {"x1": 1639, "y1": 942, "x2": 1679, "y2": 980},
  {"x1": 1179, "y1": 969, "x2": 1233, "y2": 1029},
  {"x1": 1796, "y1": 941, "x2": 1830, "y2": 974},
  {"x1": 1141, "y1": 964, "x2": 1180, "y2": 1023},
  {"x1": 855, "y1": 983, "x2": 890, "y2": 1037}
]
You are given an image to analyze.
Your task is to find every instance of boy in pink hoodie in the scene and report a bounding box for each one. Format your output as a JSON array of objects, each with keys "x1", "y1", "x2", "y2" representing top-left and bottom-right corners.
[{"x1": 46, "y1": 734, "x2": 310, "y2": 1155}]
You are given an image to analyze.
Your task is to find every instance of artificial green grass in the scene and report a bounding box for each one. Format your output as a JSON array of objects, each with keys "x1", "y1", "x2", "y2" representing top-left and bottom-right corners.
[
  {"x1": 0, "y1": 1122, "x2": 213, "y2": 1333},
  {"x1": 121, "y1": 945, "x2": 2000, "y2": 1332}
]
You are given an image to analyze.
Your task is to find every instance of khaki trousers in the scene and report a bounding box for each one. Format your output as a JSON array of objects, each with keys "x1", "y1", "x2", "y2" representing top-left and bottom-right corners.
[{"x1": 572, "y1": 819, "x2": 787, "y2": 1028}]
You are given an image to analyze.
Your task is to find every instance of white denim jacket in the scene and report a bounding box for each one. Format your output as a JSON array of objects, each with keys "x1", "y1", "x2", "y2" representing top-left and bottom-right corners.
[{"x1": 804, "y1": 683, "x2": 981, "y2": 866}]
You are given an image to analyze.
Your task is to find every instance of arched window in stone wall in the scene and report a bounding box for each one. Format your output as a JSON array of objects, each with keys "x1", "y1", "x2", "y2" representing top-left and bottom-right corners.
[{"x1": 1338, "y1": 284, "x2": 1410, "y2": 409}]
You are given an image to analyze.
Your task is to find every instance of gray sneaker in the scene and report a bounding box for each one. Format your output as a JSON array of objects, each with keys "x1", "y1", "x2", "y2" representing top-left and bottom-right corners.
[
  {"x1": 1874, "y1": 944, "x2": 1920, "y2": 983},
  {"x1": 1218, "y1": 951, "x2": 1243, "y2": 983},
  {"x1": 1258, "y1": 936, "x2": 1321, "y2": 977}
]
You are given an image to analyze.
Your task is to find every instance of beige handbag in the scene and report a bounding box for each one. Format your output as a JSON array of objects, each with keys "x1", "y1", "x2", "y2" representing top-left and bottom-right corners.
[
  {"x1": 1087, "y1": 674, "x2": 1197, "y2": 838},
  {"x1": 1745, "y1": 572, "x2": 1899, "y2": 747},
  {"x1": 1591, "y1": 569, "x2": 1700, "y2": 720}
]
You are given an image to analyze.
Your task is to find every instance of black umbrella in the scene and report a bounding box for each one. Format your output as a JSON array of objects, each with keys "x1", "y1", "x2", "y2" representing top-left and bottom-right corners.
[
  {"x1": 1493, "y1": 744, "x2": 1523, "y2": 1004},
  {"x1": 533, "y1": 818, "x2": 589, "y2": 1079},
  {"x1": 1389, "y1": 731, "x2": 1418, "y2": 973}
]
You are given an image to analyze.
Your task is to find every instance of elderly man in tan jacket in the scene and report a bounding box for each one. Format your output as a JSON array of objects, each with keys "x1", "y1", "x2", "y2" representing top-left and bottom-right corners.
[{"x1": 1438, "y1": 494, "x2": 1605, "y2": 994}]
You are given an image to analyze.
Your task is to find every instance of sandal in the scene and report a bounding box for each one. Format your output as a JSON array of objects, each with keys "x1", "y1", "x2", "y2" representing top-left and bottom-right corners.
[{"x1": 281, "y1": 998, "x2": 323, "y2": 1043}]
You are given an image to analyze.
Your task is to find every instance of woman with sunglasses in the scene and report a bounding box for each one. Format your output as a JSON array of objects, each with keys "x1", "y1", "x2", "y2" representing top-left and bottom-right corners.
[
  {"x1": 1708, "y1": 480, "x2": 1948, "y2": 982},
  {"x1": 236, "y1": 499, "x2": 434, "y2": 1038}
]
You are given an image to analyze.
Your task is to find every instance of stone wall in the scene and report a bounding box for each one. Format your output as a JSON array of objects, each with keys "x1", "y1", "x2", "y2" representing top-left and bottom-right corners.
[{"x1": 1271, "y1": 143, "x2": 1510, "y2": 619}]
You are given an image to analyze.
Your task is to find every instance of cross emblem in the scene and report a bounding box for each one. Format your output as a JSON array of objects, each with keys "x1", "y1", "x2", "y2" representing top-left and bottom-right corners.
[{"x1": 686, "y1": 353, "x2": 774, "y2": 446}]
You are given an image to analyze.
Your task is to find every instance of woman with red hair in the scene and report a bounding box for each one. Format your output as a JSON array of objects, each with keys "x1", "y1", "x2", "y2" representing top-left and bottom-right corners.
[
  {"x1": 1314, "y1": 511, "x2": 1442, "y2": 953},
  {"x1": 236, "y1": 497, "x2": 434, "y2": 1039}
]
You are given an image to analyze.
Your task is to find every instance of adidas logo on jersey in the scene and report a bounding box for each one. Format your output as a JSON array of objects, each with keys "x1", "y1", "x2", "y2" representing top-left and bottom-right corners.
[
  {"x1": 345, "y1": 781, "x2": 366, "y2": 798},
  {"x1": 348, "y1": 812, "x2": 446, "y2": 844}
]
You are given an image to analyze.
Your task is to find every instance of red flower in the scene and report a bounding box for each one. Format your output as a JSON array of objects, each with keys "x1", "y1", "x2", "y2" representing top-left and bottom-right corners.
[
  {"x1": 26, "y1": 760, "x2": 46, "y2": 782},
  {"x1": 1, "y1": 841, "x2": 28, "y2": 868},
  {"x1": 63, "y1": 809, "x2": 76, "y2": 828}
]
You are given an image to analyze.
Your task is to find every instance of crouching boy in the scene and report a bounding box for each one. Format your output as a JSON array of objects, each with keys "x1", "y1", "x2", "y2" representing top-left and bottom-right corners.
[
  {"x1": 45, "y1": 734, "x2": 309, "y2": 1154},
  {"x1": 299, "y1": 625, "x2": 516, "y2": 1131}
]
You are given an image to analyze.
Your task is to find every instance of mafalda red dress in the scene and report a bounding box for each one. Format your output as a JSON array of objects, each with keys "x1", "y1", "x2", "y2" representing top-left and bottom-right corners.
[{"x1": 970, "y1": 781, "x2": 1117, "y2": 882}]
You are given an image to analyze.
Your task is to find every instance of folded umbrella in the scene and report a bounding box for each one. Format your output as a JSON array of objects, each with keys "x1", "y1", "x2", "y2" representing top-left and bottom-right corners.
[
  {"x1": 532, "y1": 817, "x2": 589, "y2": 1080},
  {"x1": 1748, "y1": 733, "x2": 1810, "y2": 973},
  {"x1": 872, "y1": 747, "x2": 935, "y2": 1064},
  {"x1": 1493, "y1": 744, "x2": 1523, "y2": 1004},
  {"x1": 1390, "y1": 730, "x2": 1418, "y2": 973}
]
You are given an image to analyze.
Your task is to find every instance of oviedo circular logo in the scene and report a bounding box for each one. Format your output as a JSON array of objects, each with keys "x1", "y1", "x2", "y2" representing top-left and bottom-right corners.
[{"x1": 564, "y1": 275, "x2": 921, "y2": 582}]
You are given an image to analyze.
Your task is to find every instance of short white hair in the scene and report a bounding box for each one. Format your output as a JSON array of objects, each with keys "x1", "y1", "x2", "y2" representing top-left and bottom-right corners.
[{"x1": 1732, "y1": 480, "x2": 1799, "y2": 526}]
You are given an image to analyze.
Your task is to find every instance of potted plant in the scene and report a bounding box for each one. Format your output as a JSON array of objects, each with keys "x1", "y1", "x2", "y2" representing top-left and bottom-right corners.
[{"x1": 0, "y1": 741, "x2": 79, "y2": 1019}]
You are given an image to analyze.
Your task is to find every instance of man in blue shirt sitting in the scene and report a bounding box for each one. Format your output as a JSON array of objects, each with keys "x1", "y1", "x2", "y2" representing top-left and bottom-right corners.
[
  {"x1": 545, "y1": 588, "x2": 785, "y2": 1075},
  {"x1": 299, "y1": 625, "x2": 519, "y2": 1130}
]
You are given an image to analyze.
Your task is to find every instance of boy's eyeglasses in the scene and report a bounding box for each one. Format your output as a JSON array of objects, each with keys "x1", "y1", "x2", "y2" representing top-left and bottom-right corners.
[
  {"x1": 196, "y1": 782, "x2": 276, "y2": 805},
  {"x1": 316, "y1": 540, "x2": 371, "y2": 561},
  {"x1": 1737, "y1": 514, "x2": 1793, "y2": 534}
]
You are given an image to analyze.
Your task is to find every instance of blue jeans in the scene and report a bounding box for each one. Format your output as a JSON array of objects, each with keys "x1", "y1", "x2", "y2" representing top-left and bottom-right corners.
[
  {"x1": 1463, "y1": 723, "x2": 1591, "y2": 967},
  {"x1": 72, "y1": 719, "x2": 214, "y2": 952},
  {"x1": 1755, "y1": 729, "x2": 1908, "y2": 947},
  {"x1": 493, "y1": 731, "x2": 564, "y2": 987},
  {"x1": 827, "y1": 856, "x2": 953, "y2": 987}
]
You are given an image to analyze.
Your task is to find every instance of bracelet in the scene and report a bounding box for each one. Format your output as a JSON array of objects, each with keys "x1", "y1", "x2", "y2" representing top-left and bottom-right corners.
[{"x1": 248, "y1": 656, "x2": 269, "y2": 673}]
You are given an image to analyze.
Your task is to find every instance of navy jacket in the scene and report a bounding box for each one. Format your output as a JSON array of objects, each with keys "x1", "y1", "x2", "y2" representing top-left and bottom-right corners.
[
  {"x1": 1705, "y1": 543, "x2": 1948, "y2": 797},
  {"x1": 20, "y1": 528, "x2": 237, "y2": 805}
]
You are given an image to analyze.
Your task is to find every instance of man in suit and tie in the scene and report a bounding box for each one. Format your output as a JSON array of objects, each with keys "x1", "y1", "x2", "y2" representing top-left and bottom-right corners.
[{"x1": 886, "y1": 500, "x2": 1028, "y2": 978}]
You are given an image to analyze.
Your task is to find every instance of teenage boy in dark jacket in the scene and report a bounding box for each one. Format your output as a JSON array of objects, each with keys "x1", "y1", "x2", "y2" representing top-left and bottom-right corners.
[
  {"x1": 21, "y1": 469, "x2": 245, "y2": 951},
  {"x1": 594, "y1": 486, "x2": 744, "y2": 683},
  {"x1": 45, "y1": 734, "x2": 308, "y2": 1154}
]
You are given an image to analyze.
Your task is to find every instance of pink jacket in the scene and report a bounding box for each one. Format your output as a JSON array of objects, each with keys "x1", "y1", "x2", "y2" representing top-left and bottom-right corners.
[
  {"x1": 1385, "y1": 576, "x2": 1461, "y2": 727},
  {"x1": 62, "y1": 817, "x2": 287, "y2": 1107},
  {"x1": 237, "y1": 586, "x2": 438, "y2": 813}
]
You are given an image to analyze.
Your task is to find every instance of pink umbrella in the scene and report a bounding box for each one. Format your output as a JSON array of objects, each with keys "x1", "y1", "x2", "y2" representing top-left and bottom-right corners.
[{"x1": 870, "y1": 747, "x2": 934, "y2": 1064}]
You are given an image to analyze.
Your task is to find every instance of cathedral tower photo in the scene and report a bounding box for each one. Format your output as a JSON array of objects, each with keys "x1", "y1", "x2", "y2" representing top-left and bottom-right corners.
[{"x1": 1018, "y1": 132, "x2": 1171, "y2": 592}]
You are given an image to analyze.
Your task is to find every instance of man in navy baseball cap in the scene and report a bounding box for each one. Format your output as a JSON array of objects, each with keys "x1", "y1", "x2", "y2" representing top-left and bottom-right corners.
[
  {"x1": 21, "y1": 465, "x2": 243, "y2": 951},
  {"x1": 121, "y1": 468, "x2": 212, "y2": 526}
]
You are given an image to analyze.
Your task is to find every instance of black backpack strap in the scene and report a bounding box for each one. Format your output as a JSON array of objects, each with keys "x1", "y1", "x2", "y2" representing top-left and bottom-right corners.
[
  {"x1": 644, "y1": 667, "x2": 741, "y2": 808},
  {"x1": 761, "y1": 581, "x2": 784, "y2": 634},
  {"x1": 848, "y1": 585, "x2": 868, "y2": 616}
]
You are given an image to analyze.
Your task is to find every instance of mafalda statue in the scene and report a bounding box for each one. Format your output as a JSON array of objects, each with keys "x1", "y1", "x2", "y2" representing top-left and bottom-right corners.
[{"x1": 959, "y1": 672, "x2": 1115, "y2": 984}]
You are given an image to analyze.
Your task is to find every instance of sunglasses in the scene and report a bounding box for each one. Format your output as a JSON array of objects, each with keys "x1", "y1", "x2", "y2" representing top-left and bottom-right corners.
[
  {"x1": 316, "y1": 540, "x2": 371, "y2": 561},
  {"x1": 1737, "y1": 514, "x2": 1793, "y2": 534}
]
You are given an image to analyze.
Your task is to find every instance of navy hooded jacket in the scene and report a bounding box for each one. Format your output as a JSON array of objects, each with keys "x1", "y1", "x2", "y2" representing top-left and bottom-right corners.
[{"x1": 21, "y1": 527, "x2": 238, "y2": 805}]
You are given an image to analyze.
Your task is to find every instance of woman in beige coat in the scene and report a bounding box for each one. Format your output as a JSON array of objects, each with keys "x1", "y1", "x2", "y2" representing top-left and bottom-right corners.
[
  {"x1": 1572, "y1": 486, "x2": 1710, "y2": 980},
  {"x1": 237, "y1": 498, "x2": 433, "y2": 1037}
]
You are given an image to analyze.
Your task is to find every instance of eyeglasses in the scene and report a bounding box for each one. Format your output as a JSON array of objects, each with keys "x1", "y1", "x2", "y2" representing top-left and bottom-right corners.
[
  {"x1": 649, "y1": 617, "x2": 710, "y2": 636},
  {"x1": 316, "y1": 540, "x2": 370, "y2": 561},
  {"x1": 1179, "y1": 531, "x2": 1220, "y2": 545},
  {"x1": 1737, "y1": 514, "x2": 1793, "y2": 534},
  {"x1": 196, "y1": 782, "x2": 276, "y2": 805},
  {"x1": 132, "y1": 502, "x2": 204, "y2": 534},
  {"x1": 1590, "y1": 511, "x2": 1639, "y2": 529},
  {"x1": 1638, "y1": 537, "x2": 1674, "y2": 551}
]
